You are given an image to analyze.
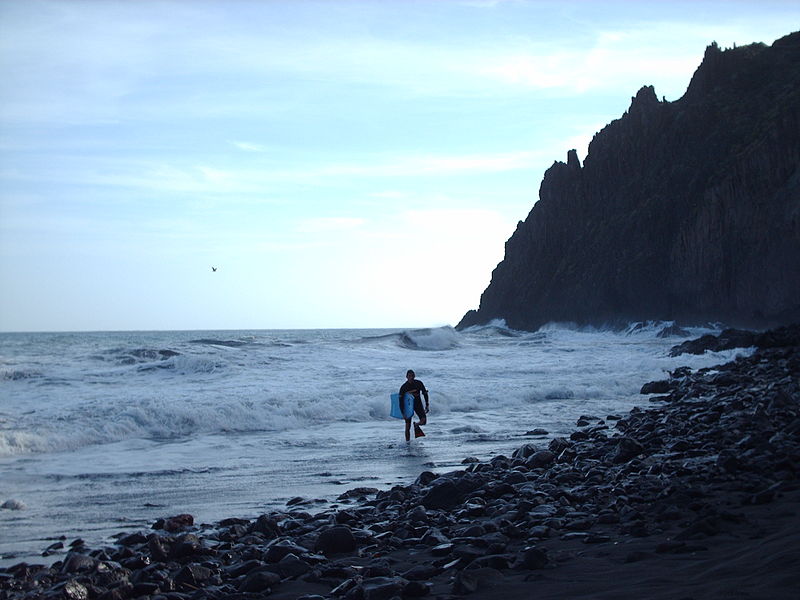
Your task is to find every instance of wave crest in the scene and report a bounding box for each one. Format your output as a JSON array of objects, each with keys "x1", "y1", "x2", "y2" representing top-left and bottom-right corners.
[
  {"x1": 460, "y1": 319, "x2": 521, "y2": 337},
  {"x1": 399, "y1": 326, "x2": 460, "y2": 351}
]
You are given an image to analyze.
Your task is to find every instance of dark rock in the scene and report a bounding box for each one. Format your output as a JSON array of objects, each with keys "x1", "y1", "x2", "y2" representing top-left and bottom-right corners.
[
  {"x1": 431, "y1": 543, "x2": 454, "y2": 557},
  {"x1": 612, "y1": 437, "x2": 644, "y2": 464},
  {"x1": 218, "y1": 517, "x2": 250, "y2": 527},
  {"x1": 120, "y1": 554, "x2": 150, "y2": 570},
  {"x1": 504, "y1": 471, "x2": 527, "y2": 485},
  {"x1": 334, "y1": 509, "x2": 358, "y2": 525},
  {"x1": 526, "y1": 450, "x2": 556, "y2": 468},
  {"x1": 156, "y1": 513, "x2": 193, "y2": 533},
  {"x1": 42, "y1": 541, "x2": 64, "y2": 556},
  {"x1": 147, "y1": 535, "x2": 170, "y2": 562},
  {"x1": 511, "y1": 444, "x2": 539, "y2": 459},
  {"x1": 527, "y1": 526, "x2": 551, "y2": 539},
  {"x1": 657, "y1": 324, "x2": 690, "y2": 337},
  {"x1": 360, "y1": 576, "x2": 407, "y2": 600},
  {"x1": 314, "y1": 525, "x2": 357, "y2": 555},
  {"x1": 238, "y1": 567, "x2": 281, "y2": 593},
  {"x1": 641, "y1": 380, "x2": 671, "y2": 394},
  {"x1": 670, "y1": 329, "x2": 757, "y2": 357},
  {"x1": 421, "y1": 480, "x2": 461, "y2": 510},
  {"x1": 170, "y1": 533, "x2": 204, "y2": 559},
  {"x1": 451, "y1": 544, "x2": 485, "y2": 563},
  {"x1": 223, "y1": 559, "x2": 264, "y2": 578},
  {"x1": 174, "y1": 564, "x2": 213, "y2": 588},
  {"x1": 457, "y1": 33, "x2": 800, "y2": 332},
  {"x1": 98, "y1": 585, "x2": 134, "y2": 600},
  {"x1": 548, "y1": 437, "x2": 571, "y2": 455},
  {"x1": 420, "y1": 527, "x2": 450, "y2": 546},
  {"x1": 62, "y1": 580, "x2": 89, "y2": 600},
  {"x1": 407, "y1": 505, "x2": 428, "y2": 524},
  {"x1": 60, "y1": 552, "x2": 99, "y2": 574},
  {"x1": 264, "y1": 539, "x2": 308, "y2": 562},
  {"x1": 526, "y1": 428, "x2": 550, "y2": 436},
  {"x1": 278, "y1": 553, "x2": 311, "y2": 578},
  {"x1": 337, "y1": 487, "x2": 379, "y2": 500},
  {"x1": 116, "y1": 532, "x2": 148, "y2": 547},
  {"x1": 250, "y1": 515, "x2": 280, "y2": 538},
  {"x1": 131, "y1": 581, "x2": 160, "y2": 596},
  {"x1": 329, "y1": 577, "x2": 359, "y2": 597},
  {"x1": 416, "y1": 471, "x2": 439, "y2": 486}
]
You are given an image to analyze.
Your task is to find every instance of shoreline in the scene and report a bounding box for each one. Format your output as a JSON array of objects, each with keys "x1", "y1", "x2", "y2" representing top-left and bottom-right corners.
[{"x1": 2, "y1": 326, "x2": 798, "y2": 599}]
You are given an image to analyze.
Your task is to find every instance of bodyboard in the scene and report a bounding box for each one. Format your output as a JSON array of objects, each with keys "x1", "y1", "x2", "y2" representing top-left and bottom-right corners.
[{"x1": 390, "y1": 392, "x2": 415, "y2": 419}]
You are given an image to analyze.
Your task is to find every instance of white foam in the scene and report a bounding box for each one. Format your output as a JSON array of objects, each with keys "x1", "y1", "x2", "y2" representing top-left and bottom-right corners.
[
  {"x1": 400, "y1": 326, "x2": 461, "y2": 350},
  {"x1": 0, "y1": 325, "x2": 738, "y2": 460}
]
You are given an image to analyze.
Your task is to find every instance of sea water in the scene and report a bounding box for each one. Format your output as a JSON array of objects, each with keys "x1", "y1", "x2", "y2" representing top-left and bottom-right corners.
[{"x1": 0, "y1": 322, "x2": 750, "y2": 564}]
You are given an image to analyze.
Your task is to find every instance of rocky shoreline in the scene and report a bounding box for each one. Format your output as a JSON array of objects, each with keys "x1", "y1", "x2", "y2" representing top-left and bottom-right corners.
[{"x1": 2, "y1": 326, "x2": 799, "y2": 600}]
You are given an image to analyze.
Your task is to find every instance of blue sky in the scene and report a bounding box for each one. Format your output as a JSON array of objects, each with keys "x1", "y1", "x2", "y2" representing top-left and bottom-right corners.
[{"x1": 1, "y1": 0, "x2": 797, "y2": 331}]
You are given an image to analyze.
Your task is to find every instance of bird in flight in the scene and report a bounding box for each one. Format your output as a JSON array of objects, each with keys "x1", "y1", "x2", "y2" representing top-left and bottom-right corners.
[{"x1": 211, "y1": 267, "x2": 217, "y2": 272}]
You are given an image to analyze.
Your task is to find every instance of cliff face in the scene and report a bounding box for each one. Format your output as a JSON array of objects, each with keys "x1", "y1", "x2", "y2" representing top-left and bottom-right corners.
[{"x1": 458, "y1": 32, "x2": 800, "y2": 331}]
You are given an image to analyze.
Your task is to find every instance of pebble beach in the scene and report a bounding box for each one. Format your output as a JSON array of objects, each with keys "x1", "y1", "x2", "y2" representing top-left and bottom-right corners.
[{"x1": 2, "y1": 326, "x2": 798, "y2": 600}]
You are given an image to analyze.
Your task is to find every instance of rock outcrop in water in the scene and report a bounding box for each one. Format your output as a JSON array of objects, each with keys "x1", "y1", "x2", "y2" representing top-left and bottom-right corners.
[{"x1": 458, "y1": 32, "x2": 800, "y2": 331}]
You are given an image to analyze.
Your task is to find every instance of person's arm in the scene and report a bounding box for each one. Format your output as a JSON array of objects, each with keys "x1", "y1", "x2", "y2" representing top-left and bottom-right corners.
[{"x1": 420, "y1": 381, "x2": 430, "y2": 411}]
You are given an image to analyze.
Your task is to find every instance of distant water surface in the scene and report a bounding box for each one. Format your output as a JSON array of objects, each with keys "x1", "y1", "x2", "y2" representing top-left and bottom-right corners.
[{"x1": 0, "y1": 323, "x2": 750, "y2": 564}]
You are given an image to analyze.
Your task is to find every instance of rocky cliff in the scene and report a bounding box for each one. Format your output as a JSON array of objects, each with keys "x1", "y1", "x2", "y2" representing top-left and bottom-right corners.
[{"x1": 458, "y1": 32, "x2": 800, "y2": 331}]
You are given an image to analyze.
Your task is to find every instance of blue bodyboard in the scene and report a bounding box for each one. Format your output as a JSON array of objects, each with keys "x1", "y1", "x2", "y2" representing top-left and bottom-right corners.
[{"x1": 390, "y1": 392, "x2": 414, "y2": 419}]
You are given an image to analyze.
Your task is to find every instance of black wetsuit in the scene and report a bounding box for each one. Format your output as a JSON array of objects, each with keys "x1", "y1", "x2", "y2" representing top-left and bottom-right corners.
[{"x1": 398, "y1": 379, "x2": 428, "y2": 420}]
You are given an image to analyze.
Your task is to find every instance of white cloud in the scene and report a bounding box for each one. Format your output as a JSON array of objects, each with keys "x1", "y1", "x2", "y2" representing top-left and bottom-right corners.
[
  {"x1": 477, "y1": 35, "x2": 696, "y2": 97},
  {"x1": 1, "y1": 149, "x2": 545, "y2": 200},
  {"x1": 474, "y1": 20, "x2": 793, "y2": 99},
  {"x1": 314, "y1": 150, "x2": 545, "y2": 178},
  {"x1": 2, "y1": 1, "x2": 795, "y2": 129}
]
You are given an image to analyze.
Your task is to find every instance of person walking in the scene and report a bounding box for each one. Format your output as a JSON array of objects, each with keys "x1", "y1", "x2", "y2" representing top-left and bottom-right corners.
[{"x1": 398, "y1": 369, "x2": 429, "y2": 441}]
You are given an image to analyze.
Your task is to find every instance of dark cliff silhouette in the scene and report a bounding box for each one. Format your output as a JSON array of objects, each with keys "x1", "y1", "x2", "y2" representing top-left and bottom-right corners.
[{"x1": 458, "y1": 32, "x2": 800, "y2": 331}]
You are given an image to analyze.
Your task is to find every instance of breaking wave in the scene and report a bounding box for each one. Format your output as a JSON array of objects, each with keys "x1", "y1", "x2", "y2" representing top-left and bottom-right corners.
[{"x1": 398, "y1": 326, "x2": 460, "y2": 350}]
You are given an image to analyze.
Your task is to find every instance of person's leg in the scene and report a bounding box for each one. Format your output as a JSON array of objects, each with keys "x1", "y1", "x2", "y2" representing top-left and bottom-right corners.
[
  {"x1": 404, "y1": 418, "x2": 411, "y2": 441},
  {"x1": 413, "y1": 399, "x2": 426, "y2": 437},
  {"x1": 414, "y1": 398, "x2": 427, "y2": 426}
]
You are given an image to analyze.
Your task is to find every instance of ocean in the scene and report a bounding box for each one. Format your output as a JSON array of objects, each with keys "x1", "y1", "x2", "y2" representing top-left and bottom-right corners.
[{"x1": 0, "y1": 322, "x2": 750, "y2": 565}]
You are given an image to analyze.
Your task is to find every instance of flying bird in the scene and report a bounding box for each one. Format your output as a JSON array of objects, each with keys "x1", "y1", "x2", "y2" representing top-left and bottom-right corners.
[{"x1": 211, "y1": 267, "x2": 217, "y2": 272}]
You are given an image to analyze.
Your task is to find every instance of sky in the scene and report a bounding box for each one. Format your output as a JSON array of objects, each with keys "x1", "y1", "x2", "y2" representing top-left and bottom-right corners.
[{"x1": 1, "y1": 0, "x2": 798, "y2": 332}]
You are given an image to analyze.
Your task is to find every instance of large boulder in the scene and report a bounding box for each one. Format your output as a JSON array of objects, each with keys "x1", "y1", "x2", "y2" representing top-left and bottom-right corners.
[{"x1": 314, "y1": 525, "x2": 357, "y2": 555}]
